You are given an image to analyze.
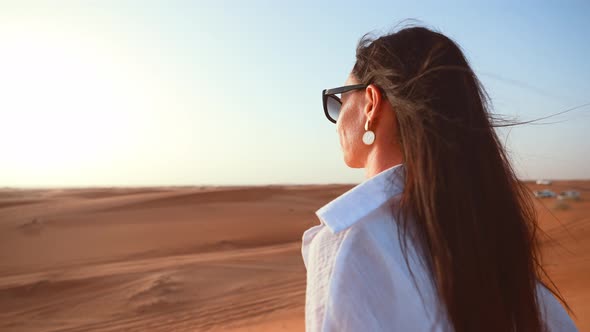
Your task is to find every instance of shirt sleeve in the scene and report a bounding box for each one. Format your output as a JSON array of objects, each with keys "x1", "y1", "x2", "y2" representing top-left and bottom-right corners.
[{"x1": 316, "y1": 227, "x2": 400, "y2": 332}]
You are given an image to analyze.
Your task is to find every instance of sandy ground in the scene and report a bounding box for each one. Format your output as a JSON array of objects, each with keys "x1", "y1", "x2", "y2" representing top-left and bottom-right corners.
[{"x1": 0, "y1": 181, "x2": 587, "y2": 331}]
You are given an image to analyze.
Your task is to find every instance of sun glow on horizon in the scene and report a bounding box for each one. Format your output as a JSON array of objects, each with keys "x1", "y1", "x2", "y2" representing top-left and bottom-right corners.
[{"x1": 0, "y1": 21, "x2": 171, "y2": 183}]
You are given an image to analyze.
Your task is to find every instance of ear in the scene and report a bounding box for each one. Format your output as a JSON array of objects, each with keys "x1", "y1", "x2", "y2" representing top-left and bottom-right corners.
[{"x1": 363, "y1": 84, "x2": 382, "y2": 119}]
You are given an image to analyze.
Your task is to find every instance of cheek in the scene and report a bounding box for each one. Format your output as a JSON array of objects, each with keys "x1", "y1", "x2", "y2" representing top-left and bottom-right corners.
[
  {"x1": 336, "y1": 107, "x2": 348, "y2": 141},
  {"x1": 338, "y1": 104, "x2": 361, "y2": 145}
]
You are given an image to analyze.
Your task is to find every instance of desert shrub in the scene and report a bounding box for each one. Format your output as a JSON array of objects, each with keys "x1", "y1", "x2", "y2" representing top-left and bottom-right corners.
[{"x1": 552, "y1": 200, "x2": 571, "y2": 210}]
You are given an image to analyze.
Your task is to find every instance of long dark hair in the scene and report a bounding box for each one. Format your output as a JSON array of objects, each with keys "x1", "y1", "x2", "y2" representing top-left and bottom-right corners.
[{"x1": 352, "y1": 25, "x2": 571, "y2": 331}]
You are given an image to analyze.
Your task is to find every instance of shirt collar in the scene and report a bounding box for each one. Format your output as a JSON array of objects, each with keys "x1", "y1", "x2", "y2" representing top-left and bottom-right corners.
[{"x1": 315, "y1": 163, "x2": 406, "y2": 234}]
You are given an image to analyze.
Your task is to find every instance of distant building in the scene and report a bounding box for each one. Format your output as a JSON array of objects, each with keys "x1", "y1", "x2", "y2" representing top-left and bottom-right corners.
[{"x1": 536, "y1": 179, "x2": 552, "y2": 185}]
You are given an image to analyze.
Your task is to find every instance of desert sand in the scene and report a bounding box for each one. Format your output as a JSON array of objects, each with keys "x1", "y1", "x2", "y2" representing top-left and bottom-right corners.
[{"x1": 0, "y1": 181, "x2": 588, "y2": 331}]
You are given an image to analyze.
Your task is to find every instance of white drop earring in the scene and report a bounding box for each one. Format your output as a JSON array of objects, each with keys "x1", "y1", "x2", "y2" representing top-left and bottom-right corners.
[{"x1": 362, "y1": 118, "x2": 375, "y2": 145}]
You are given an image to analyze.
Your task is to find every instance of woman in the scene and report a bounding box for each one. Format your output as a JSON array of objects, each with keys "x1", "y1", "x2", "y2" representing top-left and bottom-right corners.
[{"x1": 301, "y1": 26, "x2": 578, "y2": 332}]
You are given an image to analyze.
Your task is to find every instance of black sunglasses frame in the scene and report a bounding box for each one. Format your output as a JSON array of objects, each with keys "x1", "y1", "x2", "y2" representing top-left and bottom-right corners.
[{"x1": 322, "y1": 84, "x2": 368, "y2": 123}]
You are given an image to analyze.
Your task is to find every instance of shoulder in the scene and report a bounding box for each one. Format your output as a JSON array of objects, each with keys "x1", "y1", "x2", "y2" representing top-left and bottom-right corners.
[
  {"x1": 305, "y1": 205, "x2": 445, "y2": 330},
  {"x1": 304, "y1": 200, "x2": 425, "y2": 291},
  {"x1": 536, "y1": 283, "x2": 578, "y2": 331},
  {"x1": 302, "y1": 197, "x2": 416, "y2": 272},
  {"x1": 302, "y1": 202, "x2": 396, "y2": 264}
]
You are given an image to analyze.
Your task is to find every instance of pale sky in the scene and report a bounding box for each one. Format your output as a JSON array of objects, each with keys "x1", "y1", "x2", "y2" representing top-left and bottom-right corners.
[{"x1": 1, "y1": 1, "x2": 589, "y2": 187}]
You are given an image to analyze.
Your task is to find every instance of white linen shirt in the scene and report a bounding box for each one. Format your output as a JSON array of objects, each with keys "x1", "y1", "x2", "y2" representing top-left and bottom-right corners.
[{"x1": 301, "y1": 163, "x2": 577, "y2": 332}]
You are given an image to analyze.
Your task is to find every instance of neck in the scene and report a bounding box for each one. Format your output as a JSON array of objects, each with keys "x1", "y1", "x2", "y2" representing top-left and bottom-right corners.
[{"x1": 364, "y1": 144, "x2": 403, "y2": 179}]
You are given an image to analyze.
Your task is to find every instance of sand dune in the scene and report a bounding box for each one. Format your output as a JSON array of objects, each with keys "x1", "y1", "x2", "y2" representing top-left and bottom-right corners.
[{"x1": 0, "y1": 181, "x2": 588, "y2": 331}]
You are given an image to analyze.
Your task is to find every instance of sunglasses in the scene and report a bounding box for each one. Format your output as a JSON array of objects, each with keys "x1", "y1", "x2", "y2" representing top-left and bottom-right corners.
[{"x1": 322, "y1": 84, "x2": 368, "y2": 123}]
